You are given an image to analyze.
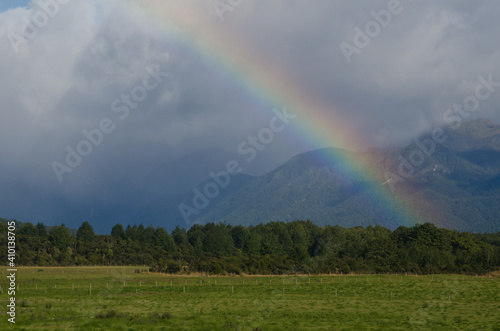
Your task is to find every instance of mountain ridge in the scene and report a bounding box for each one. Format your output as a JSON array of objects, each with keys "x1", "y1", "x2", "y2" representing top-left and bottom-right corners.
[{"x1": 193, "y1": 118, "x2": 500, "y2": 232}]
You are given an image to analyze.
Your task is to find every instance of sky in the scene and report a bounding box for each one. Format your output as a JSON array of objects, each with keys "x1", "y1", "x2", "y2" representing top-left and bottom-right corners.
[
  {"x1": 1, "y1": 0, "x2": 500, "y2": 232},
  {"x1": 0, "y1": 0, "x2": 29, "y2": 11}
]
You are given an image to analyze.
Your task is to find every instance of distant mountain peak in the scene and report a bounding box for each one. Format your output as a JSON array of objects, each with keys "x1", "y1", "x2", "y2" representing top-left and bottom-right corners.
[
  {"x1": 458, "y1": 118, "x2": 498, "y2": 132},
  {"x1": 443, "y1": 118, "x2": 500, "y2": 152}
]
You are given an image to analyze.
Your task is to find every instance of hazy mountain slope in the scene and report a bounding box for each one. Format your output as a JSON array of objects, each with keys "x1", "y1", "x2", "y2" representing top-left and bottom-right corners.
[
  {"x1": 442, "y1": 118, "x2": 500, "y2": 151},
  {"x1": 196, "y1": 149, "x2": 406, "y2": 229},
  {"x1": 195, "y1": 119, "x2": 500, "y2": 232}
]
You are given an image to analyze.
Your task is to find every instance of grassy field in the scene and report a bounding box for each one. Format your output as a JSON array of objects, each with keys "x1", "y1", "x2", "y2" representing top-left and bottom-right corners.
[{"x1": 0, "y1": 267, "x2": 499, "y2": 330}]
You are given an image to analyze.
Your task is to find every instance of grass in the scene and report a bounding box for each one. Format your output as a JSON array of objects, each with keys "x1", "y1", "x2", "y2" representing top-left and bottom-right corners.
[{"x1": 0, "y1": 266, "x2": 499, "y2": 330}]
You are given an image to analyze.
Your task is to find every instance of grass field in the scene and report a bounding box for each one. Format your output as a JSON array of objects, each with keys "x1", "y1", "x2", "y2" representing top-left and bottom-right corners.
[{"x1": 1, "y1": 267, "x2": 499, "y2": 330}]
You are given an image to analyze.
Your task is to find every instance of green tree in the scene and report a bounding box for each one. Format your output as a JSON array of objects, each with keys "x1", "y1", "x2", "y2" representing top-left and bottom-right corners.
[
  {"x1": 19, "y1": 222, "x2": 37, "y2": 236},
  {"x1": 288, "y1": 222, "x2": 308, "y2": 262},
  {"x1": 171, "y1": 226, "x2": 193, "y2": 259},
  {"x1": 111, "y1": 224, "x2": 125, "y2": 239},
  {"x1": 202, "y1": 223, "x2": 234, "y2": 256},
  {"x1": 153, "y1": 227, "x2": 176, "y2": 253},
  {"x1": 76, "y1": 221, "x2": 95, "y2": 243},
  {"x1": 143, "y1": 226, "x2": 155, "y2": 243},
  {"x1": 245, "y1": 231, "x2": 262, "y2": 255},
  {"x1": 49, "y1": 224, "x2": 73, "y2": 251},
  {"x1": 36, "y1": 222, "x2": 48, "y2": 239},
  {"x1": 125, "y1": 225, "x2": 138, "y2": 241},
  {"x1": 188, "y1": 224, "x2": 206, "y2": 257},
  {"x1": 231, "y1": 225, "x2": 249, "y2": 251}
]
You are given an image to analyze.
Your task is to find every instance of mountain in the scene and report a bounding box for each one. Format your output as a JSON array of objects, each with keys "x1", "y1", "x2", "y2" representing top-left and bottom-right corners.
[
  {"x1": 441, "y1": 118, "x2": 500, "y2": 152},
  {"x1": 192, "y1": 119, "x2": 500, "y2": 233},
  {"x1": 195, "y1": 148, "x2": 399, "y2": 229}
]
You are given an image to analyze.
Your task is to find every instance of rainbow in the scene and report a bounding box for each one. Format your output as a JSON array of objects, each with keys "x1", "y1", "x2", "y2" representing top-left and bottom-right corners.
[{"x1": 118, "y1": 1, "x2": 422, "y2": 228}]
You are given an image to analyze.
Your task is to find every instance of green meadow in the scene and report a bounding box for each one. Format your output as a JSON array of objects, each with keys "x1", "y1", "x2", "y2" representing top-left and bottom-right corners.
[{"x1": 1, "y1": 267, "x2": 499, "y2": 330}]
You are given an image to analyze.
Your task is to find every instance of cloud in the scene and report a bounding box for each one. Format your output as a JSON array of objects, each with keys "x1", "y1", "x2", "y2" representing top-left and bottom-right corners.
[{"x1": 0, "y1": 0, "x2": 499, "y2": 231}]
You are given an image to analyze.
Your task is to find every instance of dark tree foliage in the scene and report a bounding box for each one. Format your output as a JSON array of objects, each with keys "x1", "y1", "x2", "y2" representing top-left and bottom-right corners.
[
  {"x1": 19, "y1": 222, "x2": 37, "y2": 236},
  {"x1": 49, "y1": 224, "x2": 73, "y2": 251},
  {"x1": 36, "y1": 222, "x2": 48, "y2": 239},
  {"x1": 1, "y1": 219, "x2": 499, "y2": 275},
  {"x1": 76, "y1": 221, "x2": 95, "y2": 243},
  {"x1": 111, "y1": 224, "x2": 125, "y2": 239}
]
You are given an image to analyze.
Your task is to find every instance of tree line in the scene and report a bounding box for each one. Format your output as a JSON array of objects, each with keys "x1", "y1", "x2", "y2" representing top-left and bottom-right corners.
[{"x1": 1, "y1": 219, "x2": 499, "y2": 275}]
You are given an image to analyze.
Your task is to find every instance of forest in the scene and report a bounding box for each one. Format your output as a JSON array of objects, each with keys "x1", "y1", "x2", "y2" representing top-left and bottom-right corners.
[{"x1": 1, "y1": 219, "x2": 499, "y2": 275}]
